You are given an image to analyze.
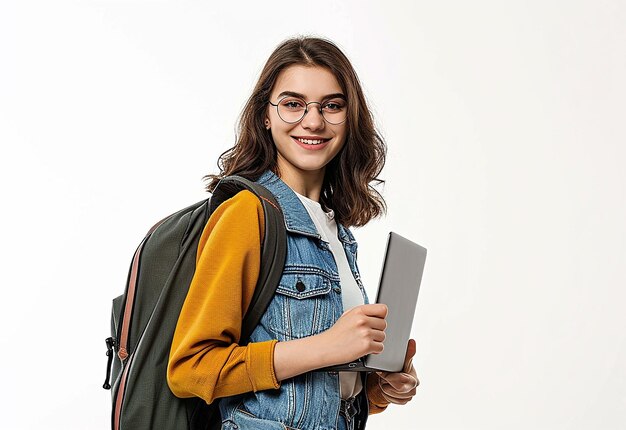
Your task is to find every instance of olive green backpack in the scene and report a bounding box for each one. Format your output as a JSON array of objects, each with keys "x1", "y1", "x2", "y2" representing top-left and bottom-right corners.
[{"x1": 102, "y1": 176, "x2": 287, "y2": 430}]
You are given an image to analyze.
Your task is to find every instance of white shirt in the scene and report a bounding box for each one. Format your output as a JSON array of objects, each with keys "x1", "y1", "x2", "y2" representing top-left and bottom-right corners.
[{"x1": 294, "y1": 191, "x2": 364, "y2": 399}]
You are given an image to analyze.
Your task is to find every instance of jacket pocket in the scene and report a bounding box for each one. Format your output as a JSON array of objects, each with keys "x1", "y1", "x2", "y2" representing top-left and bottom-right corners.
[
  {"x1": 276, "y1": 272, "x2": 331, "y2": 299},
  {"x1": 268, "y1": 272, "x2": 335, "y2": 340},
  {"x1": 229, "y1": 403, "x2": 293, "y2": 430}
]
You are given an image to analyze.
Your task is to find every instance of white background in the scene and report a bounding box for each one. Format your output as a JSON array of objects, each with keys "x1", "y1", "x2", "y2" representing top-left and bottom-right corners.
[{"x1": 1, "y1": 1, "x2": 625, "y2": 429}]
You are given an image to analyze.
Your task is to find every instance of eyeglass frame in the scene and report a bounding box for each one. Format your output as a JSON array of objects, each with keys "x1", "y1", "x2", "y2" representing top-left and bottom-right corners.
[{"x1": 268, "y1": 95, "x2": 348, "y2": 125}]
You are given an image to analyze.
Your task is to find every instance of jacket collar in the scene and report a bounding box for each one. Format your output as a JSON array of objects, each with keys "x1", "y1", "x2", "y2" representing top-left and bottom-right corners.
[{"x1": 255, "y1": 170, "x2": 356, "y2": 244}]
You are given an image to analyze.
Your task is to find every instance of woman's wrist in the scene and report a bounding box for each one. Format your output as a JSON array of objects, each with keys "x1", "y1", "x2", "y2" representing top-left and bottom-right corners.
[{"x1": 273, "y1": 333, "x2": 332, "y2": 381}]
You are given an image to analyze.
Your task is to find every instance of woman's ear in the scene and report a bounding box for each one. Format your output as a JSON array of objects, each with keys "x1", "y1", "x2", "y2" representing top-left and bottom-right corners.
[{"x1": 265, "y1": 119, "x2": 271, "y2": 130}]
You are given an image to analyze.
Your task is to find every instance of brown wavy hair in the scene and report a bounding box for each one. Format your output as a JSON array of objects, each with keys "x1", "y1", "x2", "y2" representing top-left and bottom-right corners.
[{"x1": 203, "y1": 35, "x2": 387, "y2": 228}]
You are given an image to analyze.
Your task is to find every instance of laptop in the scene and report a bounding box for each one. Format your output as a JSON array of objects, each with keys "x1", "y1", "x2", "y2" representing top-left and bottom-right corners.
[{"x1": 316, "y1": 231, "x2": 427, "y2": 373}]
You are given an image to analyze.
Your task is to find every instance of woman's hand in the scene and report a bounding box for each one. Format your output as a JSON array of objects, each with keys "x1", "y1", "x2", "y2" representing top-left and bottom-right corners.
[
  {"x1": 375, "y1": 338, "x2": 419, "y2": 405},
  {"x1": 317, "y1": 304, "x2": 388, "y2": 366},
  {"x1": 274, "y1": 304, "x2": 387, "y2": 381}
]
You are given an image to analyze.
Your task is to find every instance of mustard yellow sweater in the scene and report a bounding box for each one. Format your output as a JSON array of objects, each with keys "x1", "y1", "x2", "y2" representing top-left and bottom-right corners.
[{"x1": 167, "y1": 190, "x2": 390, "y2": 414}]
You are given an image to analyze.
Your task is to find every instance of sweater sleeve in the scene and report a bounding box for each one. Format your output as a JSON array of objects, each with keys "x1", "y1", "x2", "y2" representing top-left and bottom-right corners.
[
  {"x1": 366, "y1": 372, "x2": 391, "y2": 414},
  {"x1": 167, "y1": 190, "x2": 281, "y2": 404}
]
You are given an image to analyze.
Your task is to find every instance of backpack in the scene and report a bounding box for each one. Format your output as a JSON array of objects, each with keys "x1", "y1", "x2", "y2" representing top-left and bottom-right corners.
[{"x1": 102, "y1": 175, "x2": 287, "y2": 430}]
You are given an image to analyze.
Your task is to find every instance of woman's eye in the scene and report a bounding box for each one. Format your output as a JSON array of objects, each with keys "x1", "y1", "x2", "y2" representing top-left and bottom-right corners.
[
  {"x1": 324, "y1": 102, "x2": 343, "y2": 111},
  {"x1": 282, "y1": 100, "x2": 305, "y2": 109}
]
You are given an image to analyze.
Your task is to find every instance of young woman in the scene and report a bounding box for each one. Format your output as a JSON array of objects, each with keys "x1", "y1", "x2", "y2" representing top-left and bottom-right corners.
[{"x1": 167, "y1": 36, "x2": 419, "y2": 430}]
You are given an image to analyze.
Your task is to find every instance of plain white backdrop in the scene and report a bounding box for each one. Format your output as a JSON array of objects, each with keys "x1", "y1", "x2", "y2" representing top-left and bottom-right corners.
[{"x1": 1, "y1": 1, "x2": 625, "y2": 429}]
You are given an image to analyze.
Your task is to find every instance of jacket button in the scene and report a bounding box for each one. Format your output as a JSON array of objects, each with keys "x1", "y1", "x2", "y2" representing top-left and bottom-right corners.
[
  {"x1": 333, "y1": 286, "x2": 342, "y2": 294},
  {"x1": 296, "y1": 281, "x2": 306, "y2": 292}
]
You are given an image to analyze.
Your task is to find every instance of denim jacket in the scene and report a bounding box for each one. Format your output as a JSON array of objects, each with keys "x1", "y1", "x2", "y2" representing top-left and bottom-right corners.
[{"x1": 218, "y1": 170, "x2": 371, "y2": 430}]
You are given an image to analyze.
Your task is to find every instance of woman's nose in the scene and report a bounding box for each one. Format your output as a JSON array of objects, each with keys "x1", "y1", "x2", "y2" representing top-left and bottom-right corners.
[{"x1": 300, "y1": 106, "x2": 325, "y2": 130}]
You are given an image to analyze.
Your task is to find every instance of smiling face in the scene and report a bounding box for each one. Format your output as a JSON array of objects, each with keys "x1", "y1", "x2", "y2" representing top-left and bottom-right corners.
[{"x1": 266, "y1": 65, "x2": 347, "y2": 186}]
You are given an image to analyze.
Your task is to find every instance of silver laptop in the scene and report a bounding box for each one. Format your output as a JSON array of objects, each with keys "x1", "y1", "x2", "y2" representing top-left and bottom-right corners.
[{"x1": 316, "y1": 231, "x2": 427, "y2": 373}]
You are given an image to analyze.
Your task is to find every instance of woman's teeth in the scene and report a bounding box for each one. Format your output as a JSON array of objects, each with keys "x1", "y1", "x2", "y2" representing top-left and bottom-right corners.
[{"x1": 296, "y1": 138, "x2": 327, "y2": 145}]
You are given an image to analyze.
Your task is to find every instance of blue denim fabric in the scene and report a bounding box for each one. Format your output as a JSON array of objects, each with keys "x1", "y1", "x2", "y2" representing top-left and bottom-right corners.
[
  {"x1": 218, "y1": 170, "x2": 371, "y2": 430},
  {"x1": 337, "y1": 415, "x2": 349, "y2": 430}
]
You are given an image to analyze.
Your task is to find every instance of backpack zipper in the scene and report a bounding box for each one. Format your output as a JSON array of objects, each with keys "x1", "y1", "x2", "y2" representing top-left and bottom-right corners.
[
  {"x1": 116, "y1": 238, "x2": 146, "y2": 361},
  {"x1": 102, "y1": 336, "x2": 115, "y2": 389},
  {"x1": 112, "y1": 216, "x2": 169, "y2": 430},
  {"x1": 116, "y1": 216, "x2": 168, "y2": 361},
  {"x1": 111, "y1": 233, "x2": 147, "y2": 430}
]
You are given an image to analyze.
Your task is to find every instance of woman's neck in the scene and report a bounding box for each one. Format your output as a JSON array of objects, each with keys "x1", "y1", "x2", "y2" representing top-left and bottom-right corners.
[{"x1": 278, "y1": 165, "x2": 325, "y2": 202}]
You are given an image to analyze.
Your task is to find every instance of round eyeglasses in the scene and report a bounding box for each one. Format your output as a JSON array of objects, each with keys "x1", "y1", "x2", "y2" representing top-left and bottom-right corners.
[{"x1": 268, "y1": 95, "x2": 347, "y2": 125}]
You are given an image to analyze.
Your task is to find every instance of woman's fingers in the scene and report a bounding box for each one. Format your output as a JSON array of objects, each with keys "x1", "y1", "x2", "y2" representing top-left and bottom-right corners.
[
  {"x1": 377, "y1": 377, "x2": 417, "y2": 404},
  {"x1": 365, "y1": 315, "x2": 387, "y2": 332},
  {"x1": 371, "y1": 330, "x2": 385, "y2": 343},
  {"x1": 380, "y1": 391, "x2": 415, "y2": 404},
  {"x1": 371, "y1": 339, "x2": 420, "y2": 405},
  {"x1": 378, "y1": 372, "x2": 418, "y2": 393}
]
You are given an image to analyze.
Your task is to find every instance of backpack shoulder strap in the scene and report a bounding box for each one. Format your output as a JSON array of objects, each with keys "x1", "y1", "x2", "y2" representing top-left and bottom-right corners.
[{"x1": 210, "y1": 175, "x2": 287, "y2": 344}]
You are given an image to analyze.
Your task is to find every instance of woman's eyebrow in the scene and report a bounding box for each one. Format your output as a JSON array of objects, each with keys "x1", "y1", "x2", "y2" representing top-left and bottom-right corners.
[{"x1": 277, "y1": 91, "x2": 346, "y2": 100}]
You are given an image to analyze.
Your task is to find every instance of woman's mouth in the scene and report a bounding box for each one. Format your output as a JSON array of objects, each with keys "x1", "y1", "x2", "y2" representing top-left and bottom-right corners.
[{"x1": 292, "y1": 136, "x2": 331, "y2": 150}]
